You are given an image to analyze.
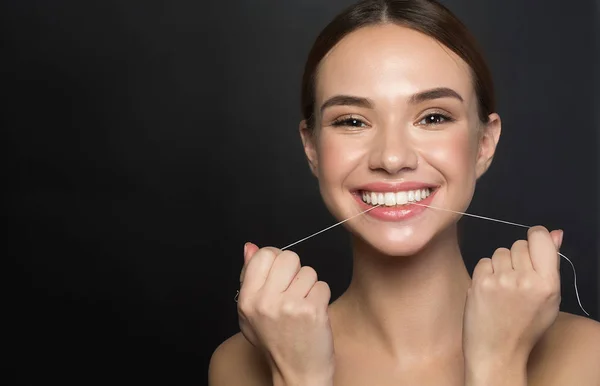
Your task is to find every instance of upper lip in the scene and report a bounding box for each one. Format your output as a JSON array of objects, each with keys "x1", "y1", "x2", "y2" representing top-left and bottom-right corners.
[{"x1": 355, "y1": 181, "x2": 438, "y2": 193}]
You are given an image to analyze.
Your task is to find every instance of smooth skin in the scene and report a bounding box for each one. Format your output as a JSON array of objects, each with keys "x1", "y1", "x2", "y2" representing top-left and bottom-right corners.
[{"x1": 210, "y1": 24, "x2": 600, "y2": 386}]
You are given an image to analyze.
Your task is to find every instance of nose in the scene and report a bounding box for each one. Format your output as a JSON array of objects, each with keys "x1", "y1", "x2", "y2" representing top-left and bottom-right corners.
[{"x1": 368, "y1": 124, "x2": 419, "y2": 174}]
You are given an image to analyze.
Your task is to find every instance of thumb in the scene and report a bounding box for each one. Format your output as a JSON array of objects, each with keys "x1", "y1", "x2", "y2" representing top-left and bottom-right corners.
[
  {"x1": 549, "y1": 230, "x2": 564, "y2": 251},
  {"x1": 244, "y1": 242, "x2": 260, "y2": 264},
  {"x1": 240, "y1": 242, "x2": 260, "y2": 284}
]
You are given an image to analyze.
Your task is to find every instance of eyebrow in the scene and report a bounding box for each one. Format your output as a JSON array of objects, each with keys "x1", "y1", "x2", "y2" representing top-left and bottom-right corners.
[
  {"x1": 409, "y1": 87, "x2": 464, "y2": 104},
  {"x1": 320, "y1": 95, "x2": 374, "y2": 114},
  {"x1": 319, "y1": 87, "x2": 464, "y2": 113}
]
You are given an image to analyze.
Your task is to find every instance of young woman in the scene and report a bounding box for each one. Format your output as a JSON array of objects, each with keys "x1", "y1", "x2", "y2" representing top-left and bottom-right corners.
[{"x1": 209, "y1": 1, "x2": 600, "y2": 385}]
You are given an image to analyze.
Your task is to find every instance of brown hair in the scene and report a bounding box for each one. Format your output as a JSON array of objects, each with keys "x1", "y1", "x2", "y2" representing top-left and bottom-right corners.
[{"x1": 301, "y1": 0, "x2": 495, "y2": 131}]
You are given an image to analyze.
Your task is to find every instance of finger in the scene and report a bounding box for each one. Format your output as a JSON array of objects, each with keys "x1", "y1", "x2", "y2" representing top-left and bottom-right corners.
[
  {"x1": 244, "y1": 242, "x2": 260, "y2": 264},
  {"x1": 286, "y1": 266, "x2": 318, "y2": 298},
  {"x1": 306, "y1": 281, "x2": 331, "y2": 308},
  {"x1": 549, "y1": 229, "x2": 564, "y2": 271},
  {"x1": 510, "y1": 240, "x2": 533, "y2": 271},
  {"x1": 527, "y1": 226, "x2": 559, "y2": 278},
  {"x1": 240, "y1": 242, "x2": 260, "y2": 283},
  {"x1": 491, "y1": 247, "x2": 513, "y2": 272},
  {"x1": 262, "y1": 250, "x2": 301, "y2": 293},
  {"x1": 549, "y1": 229, "x2": 563, "y2": 250},
  {"x1": 240, "y1": 247, "x2": 281, "y2": 294},
  {"x1": 472, "y1": 257, "x2": 493, "y2": 280}
]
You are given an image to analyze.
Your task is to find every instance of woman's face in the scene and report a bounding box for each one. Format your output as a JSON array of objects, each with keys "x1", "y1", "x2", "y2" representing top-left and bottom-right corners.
[{"x1": 301, "y1": 24, "x2": 500, "y2": 256}]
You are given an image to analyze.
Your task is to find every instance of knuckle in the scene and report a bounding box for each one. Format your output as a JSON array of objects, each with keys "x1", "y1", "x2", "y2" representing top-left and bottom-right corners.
[
  {"x1": 498, "y1": 273, "x2": 516, "y2": 288},
  {"x1": 479, "y1": 275, "x2": 496, "y2": 290},
  {"x1": 300, "y1": 266, "x2": 318, "y2": 281},
  {"x1": 493, "y1": 247, "x2": 510, "y2": 257},
  {"x1": 281, "y1": 299, "x2": 317, "y2": 320},
  {"x1": 303, "y1": 302, "x2": 321, "y2": 320},
  {"x1": 511, "y1": 239, "x2": 528, "y2": 250},
  {"x1": 255, "y1": 298, "x2": 275, "y2": 318},
  {"x1": 316, "y1": 281, "x2": 331, "y2": 297},
  {"x1": 474, "y1": 258, "x2": 491, "y2": 273},
  {"x1": 300, "y1": 303, "x2": 319, "y2": 320},
  {"x1": 278, "y1": 251, "x2": 301, "y2": 267},
  {"x1": 280, "y1": 299, "x2": 299, "y2": 316},
  {"x1": 474, "y1": 258, "x2": 492, "y2": 275},
  {"x1": 237, "y1": 296, "x2": 253, "y2": 315},
  {"x1": 478, "y1": 257, "x2": 492, "y2": 264},
  {"x1": 261, "y1": 247, "x2": 279, "y2": 260},
  {"x1": 263, "y1": 245, "x2": 281, "y2": 253},
  {"x1": 527, "y1": 225, "x2": 548, "y2": 237},
  {"x1": 537, "y1": 282, "x2": 559, "y2": 299},
  {"x1": 516, "y1": 276, "x2": 535, "y2": 290}
]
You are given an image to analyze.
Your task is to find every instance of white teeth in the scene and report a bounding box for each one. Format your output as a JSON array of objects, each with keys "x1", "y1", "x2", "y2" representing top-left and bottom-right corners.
[
  {"x1": 360, "y1": 188, "x2": 433, "y2": 206},
  {"x1": 384, "y1": 192, "x2": 396, "y2": 206},
  {"x1": 396, "y1": 191, "x2": 408, "y2": 205}
]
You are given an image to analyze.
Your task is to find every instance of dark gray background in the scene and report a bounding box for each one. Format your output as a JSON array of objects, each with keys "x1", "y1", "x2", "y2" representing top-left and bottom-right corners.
[{"x1": 4, "y1": 1, "x2": 598, "y2": 385}]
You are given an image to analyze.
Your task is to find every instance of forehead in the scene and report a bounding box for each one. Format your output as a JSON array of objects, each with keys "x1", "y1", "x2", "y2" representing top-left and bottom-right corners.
[{"x1": 316, "y1": 24, "x2": 476, "y2": 105}]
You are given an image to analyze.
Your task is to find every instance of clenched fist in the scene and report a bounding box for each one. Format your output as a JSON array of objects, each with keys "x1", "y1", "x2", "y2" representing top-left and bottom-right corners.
[
  {"x1": 237, "y1": 242, "x2": 335, "y2": 386},
  {"x1": 463, "y1": 226, "x2": 563, "y2": 379}
]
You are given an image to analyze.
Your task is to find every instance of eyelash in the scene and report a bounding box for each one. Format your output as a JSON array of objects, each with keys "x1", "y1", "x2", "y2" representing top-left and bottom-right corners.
[
  {"x1": 331, "y1": 116, "x2": 367, "y2": 128},
  {"x1": 330, "y1": 113, "x2": 455, "y2": 128},
  {"x1": 417, "y1": 112, "x2": 455, "y2": 126}
]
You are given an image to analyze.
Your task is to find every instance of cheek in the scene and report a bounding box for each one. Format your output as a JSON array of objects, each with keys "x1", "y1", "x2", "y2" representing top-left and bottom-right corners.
[
  {"x1": 423, "y1": 130, "x2": 479, "y2": 180},
  {"x1": 315, "y1": 128, "x2": 480, "y2": 186},
  {"x1": 317, "y1": 133, "x2": 366, "y2": 183}
]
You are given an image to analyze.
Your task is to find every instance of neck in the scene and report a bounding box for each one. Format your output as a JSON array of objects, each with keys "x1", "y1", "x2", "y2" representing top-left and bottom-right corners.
[{"x1": 334, "y1": 225, "x2": 471, "y2": 361}]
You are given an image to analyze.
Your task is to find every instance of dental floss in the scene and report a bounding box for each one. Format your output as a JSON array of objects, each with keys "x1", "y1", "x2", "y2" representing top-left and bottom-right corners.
[
  {"x1": 273, "y1": 202, "x2": 590, "y2": 316},
  {"x1": 410, "y1": 202, "x2": 589, "y2": 316},
  {"x1": 280, "y1": 205, "x2": 381, "y2": 251},
  {"x1": 234, "y1": 206, "x2": 383, "y2": 303}
]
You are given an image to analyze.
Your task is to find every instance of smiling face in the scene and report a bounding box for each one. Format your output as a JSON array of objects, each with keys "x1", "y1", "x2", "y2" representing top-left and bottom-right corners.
[{"x1": 300, "y1": 24, "x2": 501, "y2": 256}]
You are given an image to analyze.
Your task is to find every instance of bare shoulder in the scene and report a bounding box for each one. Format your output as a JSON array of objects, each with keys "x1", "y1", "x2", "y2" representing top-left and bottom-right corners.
[
  {"x1": 208, "y1": 332, "x2": 272, "y2": 386},
  {"x1": 528, "y1": 311, "x2": 600, "y2": 385}
]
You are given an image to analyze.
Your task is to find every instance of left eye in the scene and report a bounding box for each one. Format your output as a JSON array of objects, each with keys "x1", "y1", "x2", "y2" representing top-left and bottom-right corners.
[
  {"x1": 418, "y1": 113, "x2": 451, "y2": 125},
  {"x1": 331, "y1": 117, "x2": 367, "y2": 128}
]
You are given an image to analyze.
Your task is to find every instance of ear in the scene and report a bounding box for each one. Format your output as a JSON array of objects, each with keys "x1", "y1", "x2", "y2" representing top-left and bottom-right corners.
[
  {"x1": 475, "y1": 113, "x2": 501, "y2": 179},
  {"x1": 299, "y1": 120, "x2": 319, "y2": 177}
]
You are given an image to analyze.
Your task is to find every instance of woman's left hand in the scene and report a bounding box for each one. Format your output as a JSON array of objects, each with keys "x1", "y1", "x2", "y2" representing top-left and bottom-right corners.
[{"x1": 462, "y1": 226, "x2": 563, "y2": 378}]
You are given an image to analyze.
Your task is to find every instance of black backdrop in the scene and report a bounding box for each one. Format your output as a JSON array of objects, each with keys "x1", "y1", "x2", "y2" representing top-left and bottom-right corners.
[{"x1": 4, "y1": 1, "x2": 599, "y2": 385}]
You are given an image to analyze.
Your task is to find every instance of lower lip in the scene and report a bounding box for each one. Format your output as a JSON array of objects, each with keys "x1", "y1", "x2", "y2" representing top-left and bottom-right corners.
[{"x1": 353, "y1": 190, "x2": 437, "y2": 222}]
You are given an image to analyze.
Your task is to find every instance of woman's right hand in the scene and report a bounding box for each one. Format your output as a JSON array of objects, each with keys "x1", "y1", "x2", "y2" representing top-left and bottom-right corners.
[{"x1": 237, "y1": 242, "x2": 335, "y2": 386}]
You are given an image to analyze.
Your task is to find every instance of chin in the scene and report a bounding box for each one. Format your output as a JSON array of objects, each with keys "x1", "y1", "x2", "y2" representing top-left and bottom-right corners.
[
  {"x1": 322, "y1": 186, "x2": 463, "y2": 256},
  {"x1": 350, "y1": 223, "x2": 442, "y2": 257}
]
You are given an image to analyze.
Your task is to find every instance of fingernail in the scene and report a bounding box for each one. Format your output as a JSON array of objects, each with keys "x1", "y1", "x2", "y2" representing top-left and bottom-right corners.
[
  {"x1": 243, "y1": 242, "x2": 249, "y2": 258},
  {"x1": 558, "y1": 230, "x2": 564, "y2": 247}
]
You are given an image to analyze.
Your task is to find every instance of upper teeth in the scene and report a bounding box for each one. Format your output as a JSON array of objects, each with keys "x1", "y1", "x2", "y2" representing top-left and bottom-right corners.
[{"x1": 361, "y1": 188, "x2": 431, "y2": 206}]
